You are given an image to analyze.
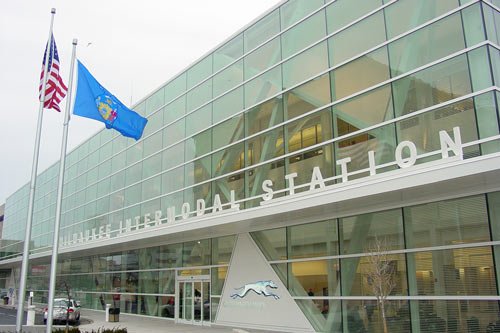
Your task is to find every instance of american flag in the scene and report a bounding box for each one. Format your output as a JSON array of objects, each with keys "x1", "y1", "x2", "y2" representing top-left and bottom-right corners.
[{"x1": 39, "y1": 34, "x2": 67, "y2": 112}]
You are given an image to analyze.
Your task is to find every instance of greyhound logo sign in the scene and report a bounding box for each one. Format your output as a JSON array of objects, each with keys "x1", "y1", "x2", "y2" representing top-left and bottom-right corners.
[{"x1": 231, "y1": 280, "x2": 280, "y2": 299}]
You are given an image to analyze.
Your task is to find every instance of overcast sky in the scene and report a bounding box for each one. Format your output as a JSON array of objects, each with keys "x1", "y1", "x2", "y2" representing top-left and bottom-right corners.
[{"x1": 0, "y1": 0, "x2": 282, "y2": 204}]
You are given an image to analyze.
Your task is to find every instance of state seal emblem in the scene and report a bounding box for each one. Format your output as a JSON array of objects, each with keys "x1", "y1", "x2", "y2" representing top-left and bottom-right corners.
[{"x1": 96, "y1": 95, "x2": 118, "y2": 127}]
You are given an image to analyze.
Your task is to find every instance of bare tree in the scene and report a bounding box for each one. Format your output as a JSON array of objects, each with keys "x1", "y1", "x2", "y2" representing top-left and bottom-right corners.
[{"x1": 365, "y1": 237, "x2": 397, "y2": 333}]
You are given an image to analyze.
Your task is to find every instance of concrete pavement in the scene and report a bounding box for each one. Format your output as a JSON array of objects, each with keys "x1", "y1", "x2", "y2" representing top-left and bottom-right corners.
[
  {"x1": 77, "y1": 308, "x2": 266, "y2": 333},
  {"x1": 0, "y1": 304, "x2": 278, "y2": 333}
]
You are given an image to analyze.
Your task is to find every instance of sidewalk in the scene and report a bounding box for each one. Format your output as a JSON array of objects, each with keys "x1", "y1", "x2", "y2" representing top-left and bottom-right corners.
[
  {"x1": 78, "y1": 308, "x2": 247, "y2": 333},
  {"x1": 0, "y1": 304, "x2": 277, "y2": 333}
]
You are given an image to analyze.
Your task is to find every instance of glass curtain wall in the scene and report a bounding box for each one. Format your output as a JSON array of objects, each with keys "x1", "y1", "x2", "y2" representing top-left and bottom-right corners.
[
  {"x1": 251, "y1": 192, "x2": 500, "y2": 333},
  {"x1": 26, "y1": 235, "x2": 235, "y2": 322}
]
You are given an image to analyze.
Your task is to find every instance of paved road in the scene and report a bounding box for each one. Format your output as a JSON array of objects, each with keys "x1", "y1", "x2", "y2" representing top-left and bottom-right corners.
[{"x1": 0, "y1": 307, "x2": 44, "y2": 325}]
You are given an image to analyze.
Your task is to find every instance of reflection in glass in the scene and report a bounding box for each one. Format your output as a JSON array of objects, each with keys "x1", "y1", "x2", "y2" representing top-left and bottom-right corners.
[{"x1": 404, "y1": 195, "x2": 490, "y2": 248}]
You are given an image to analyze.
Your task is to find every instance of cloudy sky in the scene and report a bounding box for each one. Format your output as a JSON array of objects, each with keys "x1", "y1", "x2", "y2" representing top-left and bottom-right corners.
[{"x1": 0, "y1": 0, "x2": 282, "y2": 204}]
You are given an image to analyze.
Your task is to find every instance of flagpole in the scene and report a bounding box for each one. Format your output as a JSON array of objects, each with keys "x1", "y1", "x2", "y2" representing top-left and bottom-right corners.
[
  {"x1": 45, "y1": 38, "x2": 77, "y2": 333},
  {"x1": 16, "y1": 8, "x2": 56, "y2": 332}
]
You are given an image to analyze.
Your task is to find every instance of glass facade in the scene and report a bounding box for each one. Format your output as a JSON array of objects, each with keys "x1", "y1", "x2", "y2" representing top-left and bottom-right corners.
[
  {"x1": 252, "y1": 193, "x2": 500, "y2": 332},
  {"x1": 2, "y1": 0, "x2": 500, "y2": 331}
]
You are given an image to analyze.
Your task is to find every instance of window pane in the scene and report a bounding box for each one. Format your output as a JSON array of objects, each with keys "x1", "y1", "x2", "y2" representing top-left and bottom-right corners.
[
  {"x1": 212, "y1": 141, "x2": 245, "y2": 177},
  {"x1": 211, "y1": 268, "x2": 227, "y2": 295},
  {"x1": 162, "y1": 142, "x2": 184, "y2": 171},
  {"x1": 407, "y1": 247, "x2": 496, "y2": 296},
  {"x1": 245, "y1": 97, "x2": 283, "y2": 136},
  {"x1": 213, "y1": 60, "x2": 243, "y2": 97},
  {"x1": 212, "y1": 115, "x2": 244, "y2": 151},
  {"x1": 281, "y1": 10, "x2": 327, "y2": 59},
  {"x1": 161, "y1": 166, "x2": 184, "y2": 194},
  {"x1": 251, "y1": 227, "x2": 286, "y2": 261},
  {"x1": 213, "y1": 87, "x2": 244, "y2": 124},
  {"x1": 287, "y1": 109, "x2": 333, "y2": 153},
  {"x1": 163, "y1": 96, "x2": 185, "y2": 125},
  {"x1": 143, "y1": 131, "x2": 162, "y2": 157},
  {"x1": 340, "y1": 209, "x2": 404, "y2": 255},
  {"x1": 384, "y1": 0, "x2": 459, "y2": 39},
  {"x1": 289, "y1": 259, "x2": 340, "y2": 297},
  {"x1": 343, "y1": 299, "x2": 410, "y2": 333},
  {"x1": 326, "y1": 0, "x2": 382, "y2": 34},
  {"x1": 213, "y1": 33, "x2": 243, "y2": 72},
  {"x1": 283, "y1": 41, "x2": 329, "y2": 89},
  {"x1": 159, "y1": 271, "x2": 175, "y2": 294},
  {"x1": 187, "y1": 55, "x2": 212, "y2": 89},
  {"x1": 211, "y1": 235, "x2": 235, "y2": 265},
  {"x1": 333, "y1": 85, "x2": 393, "y2": 134},
  {"x1": 186, "y1": 104, "x2": 211, "y2": 137},
  {"x1": 328, "y1": 11, "x2": 386, "y2": 67},
  {"x1": 184, "y1": 156, "x2": 211, "y2": 186},
  {"x1": 124, "y1": 183, "x2": 141, "y2": 207},
  {"x1": 142, "y1": 175, "x2": 161, "y2": 201},
  {"x1": 404, "y1": 195, "x2": 490, "y2": 248},
  {"x1": 285, "y1": 73, "x2": 331, "y2": 120},
  {"x1": 389, "y1": 13, "x2": 465, "y2": 77},
  {"x1": 142, "y1": 151, "x2": 162, "y2": 179},
  {"x1": 187, "y1": 79, "x2": 212, "y2": 113},
  {"x1": 280, "y1": 0, "x2": 324, "y2": 31},
  {"x1": 244, "y1": 9, "x2": 280, "y2": 53},
  {"x1": 163, "y1": 118, "x2": 185, "y2": 145},
  {"x1": 145, "y1": 88, "x2": 164, "y2": 116},
  {"x1": 185, "y1": 129, "x2": 212, "y2": 160},
  {"x1": 183, "y1": 240, "x2": 210, "y2": 267},
  {"x1": 392, "y1": 54, "x2": 471, "y2": 117},
  {"x1": 245, "y1": 66, "x2": 282, "y2": 108},
  {"x1": 143, "y1": 108, "x2": 163, "y2": 137},
  {"x1": 289, "y1": 220, "x2": 338, "y2": 259},
  {"x1": 165, "y1": 72, "x2": 186, "y2": 103},
  {"x1": 125, "y1": 162, "x2": 142, "y2": 186},
  {"x1": 331, "y1": 47, "x2": 390, "y2": 101},
  {"x1": 246, "y1": 127, "x2": 284, "y2": 166},
  {"x1": 341, "y1": 254, "x2": 408, "y2": 296},
  {"x1": 409, "y1": 300, "x2": 500, "y2": 333},
  {"x1": 159, "y1": 243, "x2": 182, "y2": 268},
  {"x1": 244, "y1": 37, "x2": 281, "y2": 80}
]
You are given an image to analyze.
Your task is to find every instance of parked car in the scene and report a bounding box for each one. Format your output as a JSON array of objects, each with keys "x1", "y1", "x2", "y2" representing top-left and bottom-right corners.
[{"x1": 44, "y1": 298, "x2": 81, "y2": 324}]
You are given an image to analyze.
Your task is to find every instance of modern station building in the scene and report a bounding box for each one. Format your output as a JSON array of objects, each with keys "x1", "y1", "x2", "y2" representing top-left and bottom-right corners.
[{"x1": 2, "y1": 0, "x2": 500, "y2": 331}]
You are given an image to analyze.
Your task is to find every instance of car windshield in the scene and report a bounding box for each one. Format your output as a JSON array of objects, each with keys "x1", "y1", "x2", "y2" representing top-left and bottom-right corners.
[{"x1": 54, "y1": 300, "x2": 70, "y2": 308}]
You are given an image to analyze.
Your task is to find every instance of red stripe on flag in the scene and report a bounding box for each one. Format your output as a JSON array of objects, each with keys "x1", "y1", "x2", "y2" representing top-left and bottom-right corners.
[{"x1": 39, "y1": 36, "x2": 67, "y2": 112}]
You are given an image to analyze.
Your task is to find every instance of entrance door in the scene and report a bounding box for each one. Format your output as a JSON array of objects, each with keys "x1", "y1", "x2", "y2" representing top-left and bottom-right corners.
[{"x1": 177, "y1": 278, "x2": 210, "y2": 325}]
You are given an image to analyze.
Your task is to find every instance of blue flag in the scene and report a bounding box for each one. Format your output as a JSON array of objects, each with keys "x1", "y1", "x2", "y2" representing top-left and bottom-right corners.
[{"x1": 73, "y1": 60, "x2": 147, "y2": 140}]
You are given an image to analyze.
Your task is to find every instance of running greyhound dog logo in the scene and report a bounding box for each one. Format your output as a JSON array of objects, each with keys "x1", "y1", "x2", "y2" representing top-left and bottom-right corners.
[{"x1": 230, "y1": 280, "x2": 280, "y2": 299}]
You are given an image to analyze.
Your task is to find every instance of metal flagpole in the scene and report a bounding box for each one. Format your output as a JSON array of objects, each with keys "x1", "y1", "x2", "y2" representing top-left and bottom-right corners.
[
  {"x1": 45, "y1": 38, "x2": 78, "y2": 333},
  {"x1": 16, "y1": 8, "x2": 56, "y2": 332}
]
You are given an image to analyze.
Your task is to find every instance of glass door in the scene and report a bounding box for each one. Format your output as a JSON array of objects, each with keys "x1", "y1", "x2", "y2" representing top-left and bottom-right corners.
[{"x1": 177, "y1": 278, "x2": 210, "y2": 326}]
